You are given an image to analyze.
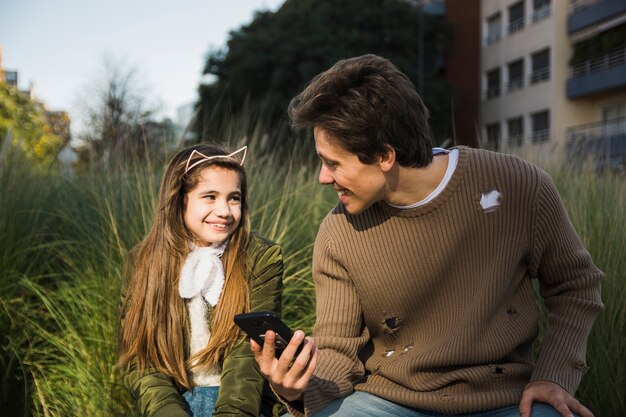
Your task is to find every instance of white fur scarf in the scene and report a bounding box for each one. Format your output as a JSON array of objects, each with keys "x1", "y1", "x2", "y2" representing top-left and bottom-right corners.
[
  {"x1": 178, "y1": 244, "x2": 226, "y2": 386},
  {"x1": 179, "y1": 245, "x2": 225, "y2": 306}
]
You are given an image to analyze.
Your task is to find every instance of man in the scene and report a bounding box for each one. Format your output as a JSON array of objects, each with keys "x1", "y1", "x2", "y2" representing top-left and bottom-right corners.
[{"x1": 251, "y1": 54, "x2": 603, "y2": 417}]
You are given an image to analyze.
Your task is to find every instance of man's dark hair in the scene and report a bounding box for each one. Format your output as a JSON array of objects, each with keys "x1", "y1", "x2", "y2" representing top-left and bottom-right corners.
[{"x1": 288, "y1": 54, "x2": 433, "y2": 167}]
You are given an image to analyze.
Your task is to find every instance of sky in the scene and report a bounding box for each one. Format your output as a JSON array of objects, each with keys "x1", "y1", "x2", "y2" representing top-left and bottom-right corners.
[{"x1": 0, "y1": 0, "x2": 286, "y2": 132}]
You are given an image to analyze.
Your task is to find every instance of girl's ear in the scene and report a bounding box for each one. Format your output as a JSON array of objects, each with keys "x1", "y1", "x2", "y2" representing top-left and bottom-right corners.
[{"x1": 378, "y1": 144, "x2": 396, "y2": 172}]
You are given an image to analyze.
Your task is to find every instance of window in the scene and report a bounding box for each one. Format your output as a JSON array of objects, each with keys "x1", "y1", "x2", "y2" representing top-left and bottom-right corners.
[
  {"x1": 508, "y1": 117, "x2": 524, "y2": 147},
  {"x1": 486, "y1": 123, "x2": 501, "y2": 150},
  {"x1": 486, "y1": 68, "x2": 501, "y2": 98},
  {"x1": 486, "y1": 13, "x2": 502, "y2": 45},
  {"x1": 533, "y1": 0, "x2": 551, "y2": 23},
  {"x1": 602, "y1": 103, "x2": 626, "y2": 135},
  {"x1": 4, "y1": 71, "x2": 17, "y2": 87},
  {"x1": 602, "y1": 103, "x2": 626, "y2": 121},
  {"x1": 530, "y1": 49, "x2": 550, "y2": 83},
  {"x1": 532, "y1": 110, "x2": 550, "y2": 142},
  {"x1": 508, "y1": 2, "x2": 525, "y2": 34},
  {"x1": 507, "y1": 59, "x2": 524, "y2": 92}
]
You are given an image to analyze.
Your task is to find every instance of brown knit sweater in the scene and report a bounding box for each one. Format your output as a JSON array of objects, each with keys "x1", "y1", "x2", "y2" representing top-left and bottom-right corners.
[{"x1": 296, "y1": 146, "x2": 603, "y2": 415}]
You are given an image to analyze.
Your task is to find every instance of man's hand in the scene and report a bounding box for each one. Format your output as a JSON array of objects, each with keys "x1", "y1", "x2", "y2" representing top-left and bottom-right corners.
[
  {"x1": 519, "y1": 381, "x2": 593, "y2": 417},
  {"x1": 250, "y1": 330, "x2": 318, "y2": 402}
]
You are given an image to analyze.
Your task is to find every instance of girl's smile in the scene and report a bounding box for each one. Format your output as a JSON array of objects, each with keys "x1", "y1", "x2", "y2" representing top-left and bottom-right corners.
[{"x1": 184, "y1": 166, "x2": 242, "y2": 247}]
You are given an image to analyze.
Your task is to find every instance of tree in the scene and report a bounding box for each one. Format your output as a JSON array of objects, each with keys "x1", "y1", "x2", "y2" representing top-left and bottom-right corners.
[
  {"x1": 76, "y1": 56, "x2": 165, "y2": 165},
  {"x1": 0, "y1": 81, "x2": 66, "y2": 167},
  {"x1": 196, "y1": 0, "x2": 454, "y2": 146}
]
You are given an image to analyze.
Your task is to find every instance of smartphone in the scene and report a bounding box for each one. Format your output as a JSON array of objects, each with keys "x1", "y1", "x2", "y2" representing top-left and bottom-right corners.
[{"x1": 234, "y1": 311, "x2": 304, "y2": 358}]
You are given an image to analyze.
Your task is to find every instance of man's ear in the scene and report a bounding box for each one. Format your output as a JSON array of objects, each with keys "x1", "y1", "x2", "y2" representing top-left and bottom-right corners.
[{"x1": 379, "y1": 144, "x2": 396, "y2": 172}]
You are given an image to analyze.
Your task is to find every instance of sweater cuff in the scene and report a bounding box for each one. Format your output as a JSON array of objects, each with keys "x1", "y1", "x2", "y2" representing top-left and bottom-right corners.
[
  {"x1": 530, "y1": 358, "x2": 588, "y2": 395},
  {"x1": 284, "y1": 400, "x2": 305, "y2": 417}
]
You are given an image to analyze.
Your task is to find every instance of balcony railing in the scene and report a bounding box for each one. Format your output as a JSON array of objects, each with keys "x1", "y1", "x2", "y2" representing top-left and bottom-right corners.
[
  {"x1": 507, "y1": 17, "x2": 525, "y2": 35},
  {"x1": 507, "y1": 77, "x2": 524, "y2": 92},
  {"x1": 530, "y1": 67, "x2": 551, "y2": 83},
  {"x1": 568, "y1": 118, "x2": 626, "y2": 141},
  {"x1": 569, "y1": 47, "x2": 626, "y2": 78},
  {"x1": 484, "y1": 9, "x2": 550, "y2": 43},
  {"x1": 486, "y1": 85, "x2": 501, "y2": 98},
  {"x1": 567, "y1": 117, "x2": 626, "y2": 168},
  {"x1": 532, "y1": 129, "x2": 550, "y2": 143},
  {"x1": 485, "y1": 137, "x2": 500, "y2": 151},
  {"x1": 569, "y1": 0, "x2": 600, "y2": 15},
  {"x1": 532, "y1": 5, "x2": 552, "y2": 23},
  {"x1": 484, "y1": 30, "x2": 502, "y2": 45}
]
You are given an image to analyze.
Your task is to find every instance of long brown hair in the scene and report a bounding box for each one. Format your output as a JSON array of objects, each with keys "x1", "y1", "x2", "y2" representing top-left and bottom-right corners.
[{"x1": 118, "y1": 144, "x2": 251, "y2": 389}]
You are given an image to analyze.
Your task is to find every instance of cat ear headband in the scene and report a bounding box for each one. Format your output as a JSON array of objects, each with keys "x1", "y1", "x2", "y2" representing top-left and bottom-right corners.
[{"x1": 184, "y1": 146, "x2": 248, "y2": 174}]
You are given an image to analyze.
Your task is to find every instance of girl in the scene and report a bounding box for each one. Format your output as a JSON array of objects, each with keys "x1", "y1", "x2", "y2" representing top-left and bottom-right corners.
[{"x1": 118, "y1": 144, "x2": 283, "y2": 417}]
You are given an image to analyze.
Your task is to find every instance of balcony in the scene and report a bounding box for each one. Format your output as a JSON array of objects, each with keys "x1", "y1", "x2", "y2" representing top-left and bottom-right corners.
[
  {"x1": 569, "y1": 0, "x2": 600, "y2": 15},
  {"x1": 567, "y1": 117, "x2": 626, "y2": 169},
  {"x1": 530, "y1": 67, "x2": 551, "y2": 84},
  {"x1": 568, "y1": 0, "x2": 626, "y2": 34},
  {"x1": 567, "y1": 47, "x2": 626, "y2": 98},
  {"x1": 532, "y1": 4, "x2": 552, "y2": 24},
  {"x1": 508, "y1": 17, "x2": 526, "y2": 35},
  {"x1": 507, "y1": 77, "x2": 524, "y2": 92},
  {"x1": 532, "y1": 129, "x2": 550, "y2": 143},
  {"x1": 484, "y1": 30, "x2": 502, "y2": 46},
  {"x1": 485, "y1": 85, "x2": 501, "y2": 99}
]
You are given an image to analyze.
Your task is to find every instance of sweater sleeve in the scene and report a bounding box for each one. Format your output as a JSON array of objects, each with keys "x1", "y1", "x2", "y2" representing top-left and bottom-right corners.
[
  {"x1": 529, "y1": 172, "x2": 604, "y2": 393},
  {"x1": 214, "y1": 238, "x2": 284, "y2": 417},
  {"x1": 289, "y1": 219, "x2": 369, "y2": 416},
  {"x1": 124, "y1": 365, "x2": 190, "y2": 417}
]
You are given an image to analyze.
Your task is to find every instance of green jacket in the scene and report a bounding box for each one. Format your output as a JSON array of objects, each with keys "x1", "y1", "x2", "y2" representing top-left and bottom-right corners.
[{"x1": 124, "y1": 234, "x2": 284, "y2": 417}]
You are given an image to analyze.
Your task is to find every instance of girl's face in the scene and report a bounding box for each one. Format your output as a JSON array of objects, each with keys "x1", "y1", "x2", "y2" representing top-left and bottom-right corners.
[{"x1": 184, "y1": 166, "x2": 242, "y2": 247}]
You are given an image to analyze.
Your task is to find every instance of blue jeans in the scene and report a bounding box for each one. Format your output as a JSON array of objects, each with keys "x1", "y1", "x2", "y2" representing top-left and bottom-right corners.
[
  {"x1": 183, "y1": 386, "x2": 219, "y2": 417},
  {"x1": 306, "y1": 391, "x2": 573, "y2": 417}
]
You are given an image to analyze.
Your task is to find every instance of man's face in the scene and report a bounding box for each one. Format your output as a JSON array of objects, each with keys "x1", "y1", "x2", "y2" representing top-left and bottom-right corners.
[{"x1": 314, "y1": 126, "x2": 387, "y2": 215}]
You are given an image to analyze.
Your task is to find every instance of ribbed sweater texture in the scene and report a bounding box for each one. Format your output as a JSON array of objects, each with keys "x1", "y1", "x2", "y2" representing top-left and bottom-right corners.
[{"x1": 298, "y1": 147, "x2": 604, "y2": 415}]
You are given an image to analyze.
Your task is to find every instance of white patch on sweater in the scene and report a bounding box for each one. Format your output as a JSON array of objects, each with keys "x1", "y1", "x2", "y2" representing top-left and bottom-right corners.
[{"x1": 480, "y1": 190, "x2": 502, "y2": 212}]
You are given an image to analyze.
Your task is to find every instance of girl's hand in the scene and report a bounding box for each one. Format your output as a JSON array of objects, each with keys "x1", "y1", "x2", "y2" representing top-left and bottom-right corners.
[{"x1": 250, "y1": 330, "x2": 318, "y2": 402}]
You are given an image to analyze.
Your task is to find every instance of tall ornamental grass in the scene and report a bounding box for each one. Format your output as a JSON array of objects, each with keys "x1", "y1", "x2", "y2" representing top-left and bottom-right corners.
[
  {"x1": 0, "y1": 138, "x2": 623, "y2": 416},
  {"x1": 1, "y1": 131, "x2": 334, "y2": 416},
  {"x1": 517, "y1": 147, "x2": 626, "y2": 416},
  {"x1": 0, "y1": 147, "x2": 75, "y2": 416}
]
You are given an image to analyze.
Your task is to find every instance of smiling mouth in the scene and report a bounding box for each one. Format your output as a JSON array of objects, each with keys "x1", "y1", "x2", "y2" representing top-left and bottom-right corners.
[{"x1": 207, "y1": 222, "x2": 229, "y2": 230}]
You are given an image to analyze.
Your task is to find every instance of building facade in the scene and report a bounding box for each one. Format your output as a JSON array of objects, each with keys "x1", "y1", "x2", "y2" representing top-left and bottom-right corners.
[
  {"x1": 479, "y1": 0, "x2": 626, "y2": 168},
  {"x1": 566, "y1": 0, "x2": 626, "y2": 168}
]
